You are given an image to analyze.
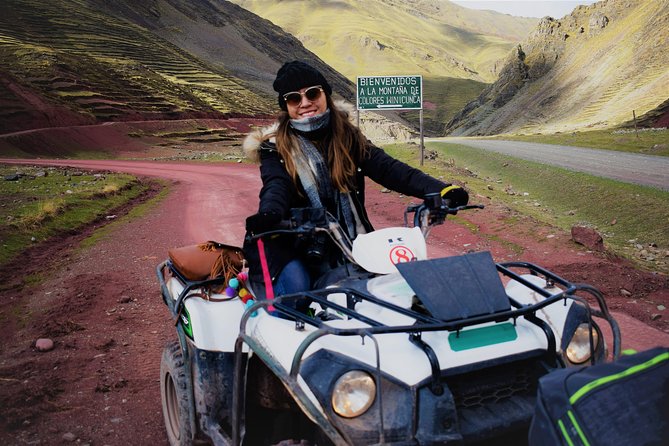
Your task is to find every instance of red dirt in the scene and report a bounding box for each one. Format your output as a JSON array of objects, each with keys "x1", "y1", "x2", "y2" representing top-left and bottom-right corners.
[
  {"x1": 0, "y1": 118, "x2": 272, "y2": 158},
  {"x1": 0, "y1": 79, "x2": 95, "y2": 134},
  {"x1": 0, "y1": 122, "x2": 668, "y2": 445}
]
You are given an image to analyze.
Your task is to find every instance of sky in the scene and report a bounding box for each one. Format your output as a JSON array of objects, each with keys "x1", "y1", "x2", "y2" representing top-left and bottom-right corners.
[{"x1": 451, "y1": 1, "x2": 598, "y2": 18}]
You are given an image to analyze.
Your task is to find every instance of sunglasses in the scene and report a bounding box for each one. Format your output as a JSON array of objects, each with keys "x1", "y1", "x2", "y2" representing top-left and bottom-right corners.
[{"x1": 283, "y1": 85, "x2": 324, "y2": 106}]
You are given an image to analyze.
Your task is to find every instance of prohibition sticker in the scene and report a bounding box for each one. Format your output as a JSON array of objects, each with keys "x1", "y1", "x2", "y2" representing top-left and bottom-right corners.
[{"x1": 389, "y1": 246, "x2": 415, "y2": 264}]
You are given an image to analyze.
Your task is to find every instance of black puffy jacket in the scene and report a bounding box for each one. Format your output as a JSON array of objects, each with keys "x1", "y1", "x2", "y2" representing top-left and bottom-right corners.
[{"x1": 242, "y1": 120, "x2": 448, "y2": 293}]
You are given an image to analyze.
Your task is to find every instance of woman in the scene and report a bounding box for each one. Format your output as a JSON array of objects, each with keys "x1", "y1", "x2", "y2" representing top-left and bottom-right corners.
[{"x1": 243, "y1": 61, "x2": 468, "y2": 306}]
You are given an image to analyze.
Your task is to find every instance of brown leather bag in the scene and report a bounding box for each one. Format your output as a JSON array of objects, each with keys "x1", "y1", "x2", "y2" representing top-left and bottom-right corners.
[{"x1": 168, "y1": 241, "x2": 245, "y2": 285}]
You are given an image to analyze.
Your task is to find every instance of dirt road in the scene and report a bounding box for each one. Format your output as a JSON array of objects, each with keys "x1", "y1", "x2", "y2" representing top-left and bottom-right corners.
[
  {"x1": 1, "y1": 159, "x2": 667, "y2": 446},
  {"x1": 434, "y1": 138, "x2": 669, "y2": 191}
]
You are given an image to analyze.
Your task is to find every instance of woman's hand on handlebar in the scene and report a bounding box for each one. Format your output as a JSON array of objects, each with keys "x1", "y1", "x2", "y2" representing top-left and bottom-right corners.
[
  {"x1": 419, "y1": 191, "x2": 483, "y2": 227},
  {"x1": 246, "y1": 210, "x2": 283, "y2": 235},
  {"x1": 246, "y1": 207, "x2": 330, "y2": 239},
  {"x1": 440, "y1": 185, "x2": 469, "y2": 208}
]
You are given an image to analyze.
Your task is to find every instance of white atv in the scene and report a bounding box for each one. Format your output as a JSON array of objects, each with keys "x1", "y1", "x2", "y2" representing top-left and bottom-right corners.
[{"x1": 157, "y1": 194, "x2": 621, "y2": 445}]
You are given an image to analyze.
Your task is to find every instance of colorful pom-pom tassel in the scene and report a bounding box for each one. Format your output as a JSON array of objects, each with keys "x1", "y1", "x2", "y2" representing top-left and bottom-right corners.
[
  {"x1": 237, "y1": 271, "x2": 248, "y2": 282},
  {"x1": 225, "y1": 286, "x2": 236, "y2": 297},
  {"x1": 228, "y1": 278, "x2": 239, "y2": 289},
  {"x1": 244, "y1": 299, "x2": 257, "y2": 317}
]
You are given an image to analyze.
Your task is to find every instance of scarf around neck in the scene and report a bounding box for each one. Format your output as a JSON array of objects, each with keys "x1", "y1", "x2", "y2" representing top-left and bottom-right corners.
[
  {"x1": 289, "y1": 108, "x2": 331, "y2": 133},
  {"x1": 290, "y1": 110, "x2": 360, "y2": 240}
]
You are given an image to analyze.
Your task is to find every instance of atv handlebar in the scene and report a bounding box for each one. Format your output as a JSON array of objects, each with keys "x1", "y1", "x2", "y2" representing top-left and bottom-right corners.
[
  {"x1": 247, "y1": 195, "x2": 484, "y2": 243},
  {"x1": 247, "y1": 207, "x2": 331, "y2": 240},
  {"x1": 404, "y1": 192, "x2": 484, "y2": 235}
]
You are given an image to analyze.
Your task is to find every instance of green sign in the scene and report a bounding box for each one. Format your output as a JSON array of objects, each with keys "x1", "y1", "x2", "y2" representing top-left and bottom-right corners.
[{"x1": 356, "y1": 75, "x2": 422, "y2": 110}]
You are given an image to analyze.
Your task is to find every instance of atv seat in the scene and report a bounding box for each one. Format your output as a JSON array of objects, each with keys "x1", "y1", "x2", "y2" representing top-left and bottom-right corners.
[{"x1": 395, "y1": 251, "x2": 511, "y2": 322}]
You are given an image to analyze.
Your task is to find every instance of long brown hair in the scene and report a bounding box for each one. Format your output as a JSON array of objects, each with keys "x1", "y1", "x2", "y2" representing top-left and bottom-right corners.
[{"x1": 274, "y1": 96, "x2": 368, "y2": 192}]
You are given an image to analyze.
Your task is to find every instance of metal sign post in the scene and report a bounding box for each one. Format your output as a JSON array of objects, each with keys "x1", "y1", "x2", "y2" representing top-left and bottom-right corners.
[
  {"x1": 356, "y1": 75, "x2": 424, "y2": 164},
  {"x1": 419, "y1": 108, "x2": 424, "y2": 166}
]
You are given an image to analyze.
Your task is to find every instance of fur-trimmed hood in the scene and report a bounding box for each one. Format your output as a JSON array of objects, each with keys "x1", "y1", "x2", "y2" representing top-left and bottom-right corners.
[{"x1": 243, "y1": 99, "x2": 356, "y2": 163}]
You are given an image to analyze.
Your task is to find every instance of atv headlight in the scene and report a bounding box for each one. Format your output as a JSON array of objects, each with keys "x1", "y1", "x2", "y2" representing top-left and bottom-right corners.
[
  {"x1": 331, "y1": 370, "x2": 376, "y2": 418},
  {"x1": 566, "y1": 323, "x2": 599, "y2": 364}
]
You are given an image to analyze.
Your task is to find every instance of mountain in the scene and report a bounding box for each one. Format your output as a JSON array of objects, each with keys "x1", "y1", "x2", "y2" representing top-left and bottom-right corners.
[
  {"x1": 0, "y1": 0, "x2": 355, "y2": 134},
  {"x1": 229, "y1": 0, "x2": 537, "y2": 83},
  {"x1": 86, "y1": 0, "x2": 356, "y2": 99},
  {"x1": 227, "y1": 0, "x2": 538, "y2": 134},
  {"x1": 445, "y1": 0, "x2": 669, "y2": 135}
]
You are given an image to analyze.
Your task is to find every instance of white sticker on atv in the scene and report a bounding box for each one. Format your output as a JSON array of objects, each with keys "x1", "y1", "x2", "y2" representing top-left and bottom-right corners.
[{"x1": 352, "y1": 226, "x2": 427, "y2": 274}]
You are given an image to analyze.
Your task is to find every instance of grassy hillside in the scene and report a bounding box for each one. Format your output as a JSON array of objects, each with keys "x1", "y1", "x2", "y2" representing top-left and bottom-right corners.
[
  {"x1": 0, "y1": 0, "x2": 523, "y2": 138},
  {"x1": 403, "y1": 76, "x2": 487, "y2": 135},
  {"x1": 229, "y1": 0, "x2": 535, "y2": 135},
  {"x1": 0, "y1": 0, "x2": 364, "y2": 135},
  {"x1": 446, "y1": 0, "x2": 669, "y2": 135},
  {"x1": 89, "y1": 0, "x2": 357, "y2": 101},
  {"x1": 0, "y1": 0, "x2": 277, "y2": 133},
  {"x1": 231, "y1": 0, "x2": 536, "y2": 83}
]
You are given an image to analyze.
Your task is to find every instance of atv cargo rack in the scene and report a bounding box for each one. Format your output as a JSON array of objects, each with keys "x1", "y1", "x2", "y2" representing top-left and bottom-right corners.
[{"x1": 226, "y1": 254, "x2": 621, "y2": 446}]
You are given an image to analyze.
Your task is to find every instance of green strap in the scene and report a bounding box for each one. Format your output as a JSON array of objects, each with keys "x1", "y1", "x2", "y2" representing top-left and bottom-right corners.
[
  {"x1": 557, "y1": 411, "x2": 591, "y2": 446},
  {"x1": 567, "y1": 410, "x2": 591, "y2": 446},
  {"x1": 570, "y1": 351, "x2": 669, "y2": 405},
  {"x1": 558, "y1": 419, "x2": 576, "y2": 446}
]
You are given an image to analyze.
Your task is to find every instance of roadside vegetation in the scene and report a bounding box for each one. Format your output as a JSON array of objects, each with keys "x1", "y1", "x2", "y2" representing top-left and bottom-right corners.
[
  {"x1": 383, "y1": 142, "x2": 669, "y2": 273},
  {"x1": 492, "y1": 128, "x2": 669, "y2": 156},
  {"x1": 0, "y1": 165, "x2": 150, "y2": 268}
]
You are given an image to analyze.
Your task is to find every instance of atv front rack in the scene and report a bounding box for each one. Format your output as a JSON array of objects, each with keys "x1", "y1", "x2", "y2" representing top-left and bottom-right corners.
[
  {"x1": 239, "y1": 260, "x2": 621, "y2": 373},
  {"x1": 230, "y1": 260, "x2": 621, "y2": 445}
]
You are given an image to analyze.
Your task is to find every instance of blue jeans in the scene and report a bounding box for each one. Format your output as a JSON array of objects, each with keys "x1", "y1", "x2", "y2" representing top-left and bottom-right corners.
[{"x1": 273, "y1": 258, "x2": 312, "y2": 313}]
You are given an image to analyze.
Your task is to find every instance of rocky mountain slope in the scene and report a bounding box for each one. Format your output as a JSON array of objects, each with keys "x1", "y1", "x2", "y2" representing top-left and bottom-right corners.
[
  {"x1": 226, "y1": 0, "x2": 539, "y2": 134},
  {"x1": 445, "y1": 0, "x2": 669, "y2": 135},
  {"x1": 0, "y1": 0, "x2": 355, "y2": 134},
  {"x1": 87, "y1": 0, "x2": 355, "y2": 100},
  {"x1": 230, "y1": 0, "x2": 537, "y2": 83},
  {"x1": 6, "y1": 0, "x2": 659, "y2": 140}
]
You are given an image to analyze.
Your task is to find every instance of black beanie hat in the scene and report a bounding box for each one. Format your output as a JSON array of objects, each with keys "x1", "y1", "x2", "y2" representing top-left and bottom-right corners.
[{"x1": 273, "y1": 61, "x2": 332, "y2": 111}]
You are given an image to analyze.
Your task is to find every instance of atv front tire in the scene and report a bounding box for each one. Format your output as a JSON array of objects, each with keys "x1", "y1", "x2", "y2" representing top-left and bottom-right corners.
[{"x1": 161, "y1": 340, "x2": 194, "y2": 446}]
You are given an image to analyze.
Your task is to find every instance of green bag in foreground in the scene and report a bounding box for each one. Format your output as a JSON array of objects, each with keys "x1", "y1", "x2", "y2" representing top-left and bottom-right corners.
[{"x1": 529, "y1": 347, "x2": 669, "y2": 446}]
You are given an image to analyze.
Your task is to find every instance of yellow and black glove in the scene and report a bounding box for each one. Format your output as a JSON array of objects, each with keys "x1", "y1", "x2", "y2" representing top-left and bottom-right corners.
[{"x1": 440, "y1": 185, "x2": 469, "y2": 208}]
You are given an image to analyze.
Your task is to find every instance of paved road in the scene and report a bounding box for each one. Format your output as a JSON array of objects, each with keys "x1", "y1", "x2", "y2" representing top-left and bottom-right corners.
[{"x1": 428, "y1": 138, "x2": 669, "y2": 191}]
